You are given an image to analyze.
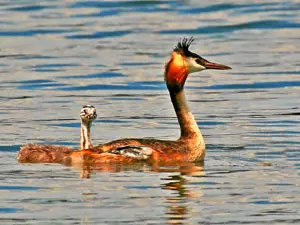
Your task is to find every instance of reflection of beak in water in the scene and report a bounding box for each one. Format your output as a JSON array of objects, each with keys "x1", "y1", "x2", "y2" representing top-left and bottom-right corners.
[{"x1": 161, "y1": 163, "x2": 204, "y2": 225}]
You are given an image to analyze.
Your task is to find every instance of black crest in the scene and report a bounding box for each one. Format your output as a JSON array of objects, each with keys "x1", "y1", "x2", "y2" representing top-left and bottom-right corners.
[{"x1": 174, "y1": 37, "x2": 194, "y2": 56}]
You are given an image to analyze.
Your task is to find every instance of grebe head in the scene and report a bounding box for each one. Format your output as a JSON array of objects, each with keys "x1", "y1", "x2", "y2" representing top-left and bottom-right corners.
[
  {"x1": 165, "y1": 37, "x2": 231, "y2": 90},
  {"x1": 80, "y1": 105, "x2": 97, "y2": 122}
]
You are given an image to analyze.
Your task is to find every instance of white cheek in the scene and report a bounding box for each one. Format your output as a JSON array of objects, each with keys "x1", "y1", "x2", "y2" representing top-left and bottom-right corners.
[{"x1": 186, "y1": 58, "x2": 206, "y2": 73}]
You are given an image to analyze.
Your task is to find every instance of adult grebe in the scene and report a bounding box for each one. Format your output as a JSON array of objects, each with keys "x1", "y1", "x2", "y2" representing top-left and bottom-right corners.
[
  {"x1": 17, "y1": 105, "x2": 97, "y2": 163},
  {"x1": 71, "y1": 37, "x2": 231, "y2": 164}
]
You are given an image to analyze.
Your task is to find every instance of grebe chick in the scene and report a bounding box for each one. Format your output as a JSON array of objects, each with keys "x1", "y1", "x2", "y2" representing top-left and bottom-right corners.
[
  {"x1": 17, "y1": 105, "x2": 97, "y2": 164},
  {"x1": 80, "y1": 105, "x2": 97, "y2": 149},
  {"x1": 71, "y1": 37, "x2": 231, "y2": 164}
]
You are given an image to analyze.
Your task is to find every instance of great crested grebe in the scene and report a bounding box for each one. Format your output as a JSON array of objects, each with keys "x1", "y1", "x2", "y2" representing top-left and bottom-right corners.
[
  {"x1": 70, "y1": 37, "x2": 231, "y2": 164},
  {"x1": 17, "y1": 105, "x2": 97, "y2": 163}
]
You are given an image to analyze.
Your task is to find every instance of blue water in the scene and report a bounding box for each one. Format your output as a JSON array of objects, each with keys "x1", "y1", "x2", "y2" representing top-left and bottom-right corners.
[{"x1": 1, "y1": 0, "x2": 300, "y2": 224}]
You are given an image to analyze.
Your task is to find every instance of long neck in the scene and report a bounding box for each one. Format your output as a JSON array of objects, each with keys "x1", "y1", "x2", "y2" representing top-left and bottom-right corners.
[
  {"x1": 80, "y1": 120, "x2": 93, "y2": 149},
  {"x1": 165, "y1": 56, "x2": 203, "y2": 140},
  {"x1": 169, "y1": 89, "x2": 202, "y2": 139}
]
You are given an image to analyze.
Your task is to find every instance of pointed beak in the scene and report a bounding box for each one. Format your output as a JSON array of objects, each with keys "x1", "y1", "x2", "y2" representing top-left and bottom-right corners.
[{"x1": 197, "y1": 57, "x2": 232, "y2": 70}]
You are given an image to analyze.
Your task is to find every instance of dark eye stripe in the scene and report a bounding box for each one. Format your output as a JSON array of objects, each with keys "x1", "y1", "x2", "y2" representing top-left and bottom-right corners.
[{"x1": 195, "y1": 57, "x2": 209, "y2": 66}]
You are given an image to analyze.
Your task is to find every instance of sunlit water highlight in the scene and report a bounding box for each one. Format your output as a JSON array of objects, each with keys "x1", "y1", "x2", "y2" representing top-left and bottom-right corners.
[{"x1": 0, "y1": 0, "x2": 300, "y2": 224}]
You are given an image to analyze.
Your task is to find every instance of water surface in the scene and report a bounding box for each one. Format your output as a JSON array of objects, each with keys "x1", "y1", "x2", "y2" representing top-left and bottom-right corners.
[{"x1": 0, "y1": 0, "x2": 300, "y2": 224}]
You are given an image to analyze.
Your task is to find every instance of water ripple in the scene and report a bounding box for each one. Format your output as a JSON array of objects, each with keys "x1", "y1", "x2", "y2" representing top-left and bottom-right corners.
[
  {"x1": 1, "y1": 0, "x2": 300, "y2": 224},
  {"x1": 0, "y1": 186, "x2": 39, "y2": 191},
  {"x1": 60, "y1": 72, "x2": 126, "y2": 79},
  {"x1": 17, "y1": 80, "x2": 66, "y2": 90},
  {"x1": 58, "y1": 81, "x2": 165, "y2": 91},
  {"x1": 69, "y1": 1, "x2": 166, "y2": 9},
  {"x1": 178, "y1": 2, "x2": 277, "y2": 14},
  {"x1": 204, "y1": 80, "x2": 300, "y2": 90},
  {"x1": 0, "y1": 29, "x2": 71, "y2": 37},
  {"x1": 66, "y1": 30, "x2": 132, "y2": 39},
  {"x1": 0, "y1": 145, "x2": 21, "y2": 152},
  {"x1": 7, "y1": 5, "x2": 54, "y2": 11},
  {"x1": 0, "y1": 208, "x2": 23, "y2": 213},
  {"x1": 160, "y1": 20, "x2": 300, "y2": 35},
  {"x1": 73, "y1": 9, "x2": 121, "y2": 18}
]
